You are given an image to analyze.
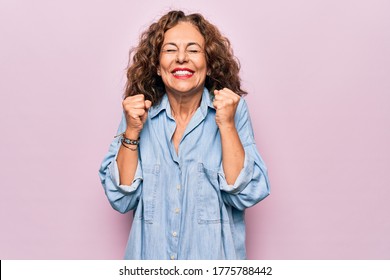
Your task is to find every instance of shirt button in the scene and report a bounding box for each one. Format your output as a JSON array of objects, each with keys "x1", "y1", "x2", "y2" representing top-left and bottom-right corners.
[
  {"x1": 175, "y1": 208, "x2": 180, "y2": 214},
  {"x1": 176, "y1": 184, "x2": 181, "y2": 190},
  {"x1": 170, "y1": 255, "x2": 175, "y2": 260},
  {"x1": 172, "y1": 231, "x2": 177, "y2": 237}
]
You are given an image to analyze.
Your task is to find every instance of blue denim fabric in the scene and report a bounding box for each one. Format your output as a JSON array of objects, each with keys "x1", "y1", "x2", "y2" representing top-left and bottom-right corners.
[{"x1": 99, "y1": 88, "x2": 270, "y2": 259}]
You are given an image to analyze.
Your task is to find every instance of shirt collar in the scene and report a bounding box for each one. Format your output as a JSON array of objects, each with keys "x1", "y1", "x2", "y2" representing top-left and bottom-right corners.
[{"x1": 149, "y1": 87, "x2": 215, "y2": 119}]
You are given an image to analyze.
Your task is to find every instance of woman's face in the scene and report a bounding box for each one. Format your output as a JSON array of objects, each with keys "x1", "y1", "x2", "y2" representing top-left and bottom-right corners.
[{"x1": 158, "y1": 22, "x2": 208, "y2": 97}]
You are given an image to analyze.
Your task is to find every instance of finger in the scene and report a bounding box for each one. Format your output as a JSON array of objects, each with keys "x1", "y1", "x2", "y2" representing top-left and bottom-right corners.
[
  {"x1": 141, "y1": 102, "x2": 151, "y2": 123},
  {"x1": 213, "y1": 100, "x2": 223, "y2": 110},
  {"x1": 141, "y1": 111, "x2": 148, "y2": 123},
  {"x1": 131, "y1": 102, "x2": 148, "y2": 109},
  {"x1": 216, "y1": 90, "x2": 240, "y2": 105},
  {"x1": 130, "y1": 93, "x2": 145, "y2": 100},
  {"x1": 123, "y1": 95, "x2": 147, "y2": 107},
  {"x1": 214, "y1": 93, "x2": 232, "y2": 104},
  {"x1": 214, "y1": 94, "x2": 223, "y2": 101},
  {"x1": 219, "y1": 87, "x2": 240, "y2": 98},
  {"x1": 123, "y1": 94, "x2": 145, "y2": 104},
  {"x1": 214, "y1": 89, "x2": 230, "y2": 100},
  {"x1": 122, "y1": 104, "x2": 146, "y2": 116},
  {"x1": 213, "y1": 91, "x2": 225, "y2": 101},
  {"x1": 220, "y1": 87, "x2": 236, "y2": 94},
  {"x1": 125, "y1": 94, "x2": 144, "y2": 101},
  {"x1": 127, "y1": 108, "x2": 147, "y2": 119},
  {"x1": 123, "y1": 98, "x2": 143, "y2": 109},
  {"x1": 217, "y1": 88, "x2": 236, "y2": 98}
]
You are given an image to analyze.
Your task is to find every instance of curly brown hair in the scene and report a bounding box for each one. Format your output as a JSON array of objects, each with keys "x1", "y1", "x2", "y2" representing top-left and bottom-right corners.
[{"x1": 124, "y1": 10, "x2": 246, "y2": 104}]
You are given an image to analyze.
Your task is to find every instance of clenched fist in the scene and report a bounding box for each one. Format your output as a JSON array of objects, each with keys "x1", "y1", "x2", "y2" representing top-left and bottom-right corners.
[
  {"x1": 122, "y1": 94, "x2": 152, "y2": 137},
  {"x1": 213, "y1": 88, "x2": 240, "y2": 129}
]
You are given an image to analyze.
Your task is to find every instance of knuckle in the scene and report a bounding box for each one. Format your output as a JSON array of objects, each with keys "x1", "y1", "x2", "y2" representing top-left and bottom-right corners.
[{"x1": 123, "y1": 105, "x2": 131, "y2": 113}]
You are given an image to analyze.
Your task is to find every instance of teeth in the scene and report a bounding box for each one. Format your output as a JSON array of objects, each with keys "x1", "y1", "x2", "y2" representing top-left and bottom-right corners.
[{"x1": 173, "y1": 70, "x2": 193, "y2": 76}]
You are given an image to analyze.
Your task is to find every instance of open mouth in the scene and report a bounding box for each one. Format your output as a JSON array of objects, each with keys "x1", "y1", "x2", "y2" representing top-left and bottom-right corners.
[{"x1": 172, "y1": 68, "x2": 194, "y2": 78}]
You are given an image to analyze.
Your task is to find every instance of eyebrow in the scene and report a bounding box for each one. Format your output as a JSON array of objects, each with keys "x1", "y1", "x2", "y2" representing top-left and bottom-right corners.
[{"x1": 162, "y1": 42, "x2": 203, "y2": 48}]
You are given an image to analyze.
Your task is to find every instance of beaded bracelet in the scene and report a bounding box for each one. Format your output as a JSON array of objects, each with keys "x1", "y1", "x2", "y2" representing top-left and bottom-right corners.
[
  {"x1": 121, "y1": 140, "x2": 137, "y2": 151},
  {"x1": 122, "y1": 137, "x2": 140, "y2": 146}
]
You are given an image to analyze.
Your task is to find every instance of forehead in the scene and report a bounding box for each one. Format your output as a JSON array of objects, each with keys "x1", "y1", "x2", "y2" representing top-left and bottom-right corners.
[{"x1": 163, "y1": 22, "x2": 205, "y2": 45}]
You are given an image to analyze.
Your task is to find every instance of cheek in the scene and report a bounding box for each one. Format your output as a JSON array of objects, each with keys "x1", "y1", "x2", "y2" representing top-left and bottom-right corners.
[
  {"x1": 159, "y1": 57, "x2": 170, "y2": 71},
  {"x1": 196, "y1": 58, "x2": 207, "y2": 71}
]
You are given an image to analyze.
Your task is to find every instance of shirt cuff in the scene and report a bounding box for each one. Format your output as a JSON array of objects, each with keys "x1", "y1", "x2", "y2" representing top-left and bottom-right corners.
[
  {"x1": 218, "y1": 152, "x2": 254, "y2": 194},
  {"x1": 108, "y1": 157, "x2": 143, "y2": 194}
]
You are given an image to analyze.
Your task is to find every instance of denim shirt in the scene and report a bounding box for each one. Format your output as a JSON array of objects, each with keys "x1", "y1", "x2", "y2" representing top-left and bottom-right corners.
[{"x1": 99, "y1": 88, "x2": 270, "y2": 260}]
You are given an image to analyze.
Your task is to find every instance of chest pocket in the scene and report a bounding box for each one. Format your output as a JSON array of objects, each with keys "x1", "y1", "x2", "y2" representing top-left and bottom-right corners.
[
  {"x1": 139, "y1": 164, "x2": 160, "y2": 223},
  {"x1": 197, "y1": 163, "x2": 229, "y2": 224}
]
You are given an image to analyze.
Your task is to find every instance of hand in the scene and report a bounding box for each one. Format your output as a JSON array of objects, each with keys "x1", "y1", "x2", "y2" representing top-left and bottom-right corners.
[
  {"x1": 122, "y1": 94, "x2": 152, "y2": 137},
  {"x1": 213, "y1": 88, "x2": 240, "y2": 129}
]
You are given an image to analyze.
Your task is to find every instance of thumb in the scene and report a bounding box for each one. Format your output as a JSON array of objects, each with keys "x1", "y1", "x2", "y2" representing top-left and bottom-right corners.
[
  {"x1": 141, "y1": 100, "x2": 152, "y2": 124},
  {"x1": 145, "y1": 100, "x2": 152, "y2": 110}
]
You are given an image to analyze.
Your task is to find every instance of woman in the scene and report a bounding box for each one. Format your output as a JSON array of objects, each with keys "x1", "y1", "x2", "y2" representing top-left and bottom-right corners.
[{"x1": 99, "y1": 10, "x2": 270, "y2": 260}]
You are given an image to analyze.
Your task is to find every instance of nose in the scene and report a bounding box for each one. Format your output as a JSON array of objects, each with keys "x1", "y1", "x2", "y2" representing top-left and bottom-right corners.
[{"x1": 176, "y1": 49, "x2": 188, "y2": 63}]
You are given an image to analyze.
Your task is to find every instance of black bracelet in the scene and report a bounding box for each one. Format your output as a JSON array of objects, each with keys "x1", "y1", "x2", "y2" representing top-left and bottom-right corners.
[
  {"x1": 121, "y1": 140, "x2": 137, "y2": 151},
  {"x1": 122, "y1": 136, "x2": 140, "y2": 146}
]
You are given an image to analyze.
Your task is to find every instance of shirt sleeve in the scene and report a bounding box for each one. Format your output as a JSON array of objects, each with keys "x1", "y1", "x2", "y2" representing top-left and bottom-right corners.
[
  {"x1": 218, "y1": 98, "x2": 270, "y2": 210},
  {"x1": 98, "y1": 113, "x2": 143, "y2": 214}
]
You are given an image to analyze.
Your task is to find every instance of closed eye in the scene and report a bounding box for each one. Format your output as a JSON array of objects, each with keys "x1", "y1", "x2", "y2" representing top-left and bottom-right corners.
[{"x1": 163, "y1": 49, "x2": 178, "y2": 53}]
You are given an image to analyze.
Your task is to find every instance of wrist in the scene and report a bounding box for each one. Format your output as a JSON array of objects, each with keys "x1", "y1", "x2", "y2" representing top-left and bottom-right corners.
[
  {"x1": 217, "y1": 122, "x2": 236, "y2": 133},
  {"x1": 124, "y1": 128, "x2": 141, "y2": 140}
]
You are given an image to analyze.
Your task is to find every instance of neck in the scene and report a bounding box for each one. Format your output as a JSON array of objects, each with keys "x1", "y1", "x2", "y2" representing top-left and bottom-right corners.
[{"x1": 167, "y1": 90, "x2": 202, "y2": 123}]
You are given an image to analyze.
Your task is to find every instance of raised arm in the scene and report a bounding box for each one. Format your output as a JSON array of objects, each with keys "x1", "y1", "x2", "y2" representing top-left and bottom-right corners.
[
  {"x1": 213, "y1": 88, "x2": 244, "y2": 184},
  {"x1": 117, "y1": 94, "x2": 151, "y2": 185},
  {"x1": 214, "y1": 89, "x2": 270, "y2": 210}
]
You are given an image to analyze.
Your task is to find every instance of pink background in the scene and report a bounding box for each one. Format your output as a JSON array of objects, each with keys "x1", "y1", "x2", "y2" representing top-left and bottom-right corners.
[{"x1": 1, "y1": 0, "x2": 389, "y2": 259}]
